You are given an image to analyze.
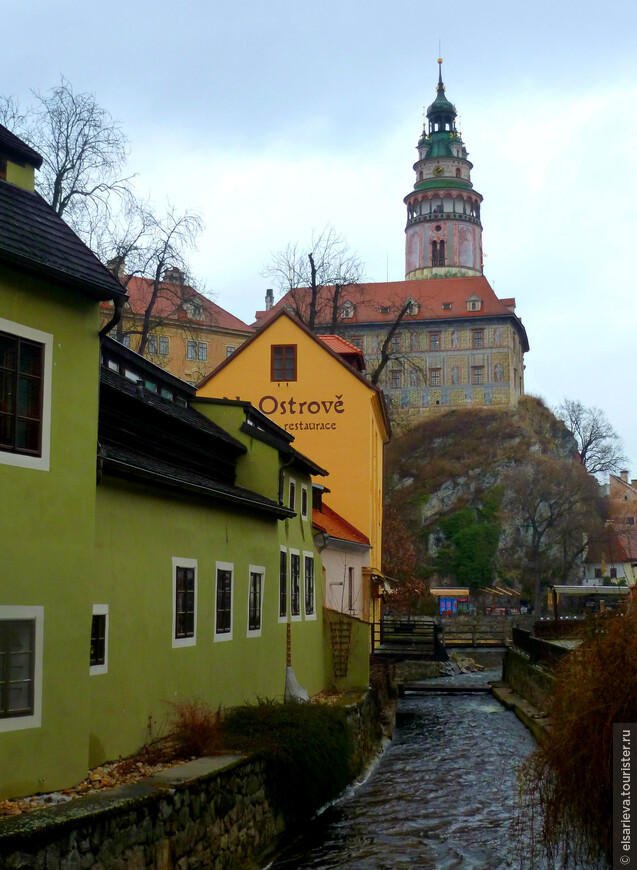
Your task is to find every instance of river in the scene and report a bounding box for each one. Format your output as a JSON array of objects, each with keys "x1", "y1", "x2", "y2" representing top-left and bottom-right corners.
[{"x1": 267, "y1": 668, "x2": 547, "y2": 870}]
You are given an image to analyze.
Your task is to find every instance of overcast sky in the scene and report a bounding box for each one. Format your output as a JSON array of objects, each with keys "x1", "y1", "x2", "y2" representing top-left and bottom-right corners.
[{"x1": 5, "y1": 0, "x2": 637, "y2": 470}]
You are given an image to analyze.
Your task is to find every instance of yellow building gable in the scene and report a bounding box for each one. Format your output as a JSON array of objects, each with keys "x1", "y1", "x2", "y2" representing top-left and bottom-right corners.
[{"x1": 197, "y1": 311, "x2": 390, "y2": 574}]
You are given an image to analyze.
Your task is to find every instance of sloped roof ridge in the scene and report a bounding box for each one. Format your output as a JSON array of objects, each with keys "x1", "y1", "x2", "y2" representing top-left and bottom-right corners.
[{"x1": 0, "y1": 124, "x2": 43, "y2": 168}]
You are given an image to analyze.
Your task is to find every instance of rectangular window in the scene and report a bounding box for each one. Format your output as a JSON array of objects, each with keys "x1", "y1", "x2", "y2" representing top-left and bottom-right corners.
[
  {"x1": 226, "y1": 346, "x2": 236, "y2": 358},
  {"x1": 610, "y1": 567, "x2": 618, "y2": 579},
  {"x1": 0, "y1": 607, "x2": 43, "y2": 732},
  {"x1": 348, "y1": 567, "x2": 354, "y2": 612},
  {"x1": 472, "y1": 366, "x2": 484, "y2": 385},
  {"x1": 159, "y1": 336, "x2": 169, "y2": 355},
  {"x1": 90, "y1": 604, "x2": 109, "y2": 675},
  {"x1": 304, "y1": 554, "x2": 315, "y2": 617},
  {"x1": 172, "y1": 558, "x2": 197, "y2": 648},
  {"x1": 429, "y1": 332, "x2": 441, "y2": 350},
  {"x1": 301, "y1": 485, "x2": 309, "y2": 520},
  {"x1": 271, "y1": 345, "x2": 297, "y2": 381},
  {"x1": 472, "y1": 330, "x2": 484, "y2": 349},
  {"x1": 0, "y1": 320, "x2": 52, "y2": 472},
  {"x1": 626, "y1": 517, "x2": 635, "y2": 526},
  {"x1": 122, "y1": 334, "x2": 131, "y2": 349},
  {"x1": 248, "y1": 567, "x2": 265, "y2": 635},
  {"x1": 0, "y1": 331, "x2": 44, "y2": 458},
  {"x1": 390, "y1": 370, "x2": 401, "y2": 388},
  {"x1": 197, "y1": 342, "x2": 207, "y2": 361},
  {"x1": 187, "y1": 340, "x2": 196, "y2": 360},
  {"x1": 279, "y1": 549, "x2": 288, "y2": 619},
  {"x1": 430, "y1": 368, "x2": 441, "y2": 386},
  {"x1": 290, "y1": 553, "x2": 301, "y2": 618},
  {"x1": 175, "y1": 567, "x2": 195, "y2": 639},
  {"x1": 289, "y1": 479, "x2": 296, "y2": 511},
  {"x1": 391, "y1": 334, "x2": 401, "y2": 352},
  {"x1": 0, "y1": 620, "x2": 34, "y2": 719},
  {"x1": 215, "y1": 563, "x2": 233, "y2": 640},
  {"x1": 594, "y1": 567, "x2": 602, "y2": 578}
]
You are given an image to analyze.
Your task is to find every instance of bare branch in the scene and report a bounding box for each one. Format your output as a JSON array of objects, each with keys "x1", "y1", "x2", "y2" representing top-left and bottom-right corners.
[{"x1": 556, "y1": 399, "x2": 627, "y2": 476}]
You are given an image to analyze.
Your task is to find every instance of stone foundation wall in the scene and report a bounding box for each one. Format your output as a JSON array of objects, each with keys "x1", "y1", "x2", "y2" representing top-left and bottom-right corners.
[
  {"x1": 502, "y1": 647, "x2": 555, "y2": 712},
  {"x1": 0, "y1": 692, "x2": 388, "y2": 870}
]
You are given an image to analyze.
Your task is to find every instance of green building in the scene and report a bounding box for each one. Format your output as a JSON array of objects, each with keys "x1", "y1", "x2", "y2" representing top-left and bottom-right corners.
[{"x1": 0, "y1": 125, "x2": 368, "y2": 801}]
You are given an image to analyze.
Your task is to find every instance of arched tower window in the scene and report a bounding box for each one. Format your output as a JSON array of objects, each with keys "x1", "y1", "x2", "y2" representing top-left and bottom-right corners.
[{"x1": 455, "y1": 168, "x2": 461, "y2": 178}]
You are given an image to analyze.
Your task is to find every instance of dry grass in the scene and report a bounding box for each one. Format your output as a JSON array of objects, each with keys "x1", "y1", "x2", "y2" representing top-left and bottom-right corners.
[{"x1": 518, "y1": 611, "x2": 637, "y2": 867}]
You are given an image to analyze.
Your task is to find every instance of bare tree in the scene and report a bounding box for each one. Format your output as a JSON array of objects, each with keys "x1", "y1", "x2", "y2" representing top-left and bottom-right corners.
[
  {"x1": 0, "y1": 77, "x2": 132, "y2": 241},
  {"x1": 502, "y1": 456, "x2": 602, "y2": 615},
  {"x1": 556, "y1": 399, "x2": 627, "y2": 476},
  {"x1": 263, "y1": 225, "x2": 365, "y2": 331},
  {"x1": 100, "y1": 198, "x2": 205, "y2": 357}
]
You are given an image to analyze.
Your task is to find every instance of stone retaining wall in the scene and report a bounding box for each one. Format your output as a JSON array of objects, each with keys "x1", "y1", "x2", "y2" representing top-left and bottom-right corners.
[
  {"x1": 502, "y1": 647, "x2": 555, "y2": 712},
  {"x1": 0, "y1": 692, "x2": 388, "y2": 870}
]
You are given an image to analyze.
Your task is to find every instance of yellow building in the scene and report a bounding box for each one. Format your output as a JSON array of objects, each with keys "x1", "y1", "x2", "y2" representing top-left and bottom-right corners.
[
  {"x1": 101, "y1": 274, "x2": 253, "y2": 385},
  {"x1": 198, "y1": 310, "x2": 391, "y2": 616}
]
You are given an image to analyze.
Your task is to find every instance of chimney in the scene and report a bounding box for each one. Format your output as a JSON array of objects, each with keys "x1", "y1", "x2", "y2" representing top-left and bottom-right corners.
[
  {"x1": 265, "y1": 288, "x2": 274, "y2": 311},
  {"x1": 620, "y1": 470, "x2": 629, "y2": 483},
  {"x1": 163, "y1": 266, "x2": 184, "y2": 284}
]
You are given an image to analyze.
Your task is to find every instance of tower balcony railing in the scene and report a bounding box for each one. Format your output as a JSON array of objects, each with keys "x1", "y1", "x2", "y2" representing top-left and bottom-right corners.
[{"x1": 406, "y1": 211, "x2": 481, "y2": 227}]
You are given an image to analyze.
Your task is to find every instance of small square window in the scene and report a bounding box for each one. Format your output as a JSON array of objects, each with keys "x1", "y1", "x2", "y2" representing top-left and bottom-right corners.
[
  {"x1": 442, "y1": 302, "x2": 452, "y2": 310},
  {"x1": 226, "y1": 346, "x2": 236, "y2": 358},
  {"x1": 271, "y1": 345, "x2": 296, "y2": 381}
]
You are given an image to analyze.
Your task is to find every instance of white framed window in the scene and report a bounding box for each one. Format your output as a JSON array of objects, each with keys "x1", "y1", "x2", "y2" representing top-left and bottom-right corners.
[
  {"x1": 90, "y1": 604, "x2": 109, "y2": 675},
  {"x1": 159, "y1": 336, "x2": 169, "y2": 355},
  {"x1": 197, "y1": 342, "x2": 207, "y2": 361},
  {"x1": 215, "y1": 561, "x2": 234, "y2": 641},
  {"x1": 172, "y1": 557, "x2": 197, "y2": 648},
  {"x1": 278, "y1": 547, "x2": 288, "y2": 623},
  {"x1": 247, "y1": 565, "x2": 265, "y2": 637},
  {"x1": 290, "y1": 549, "x2": 301, "y2": 620},
  {"x1": 0, "y1": 318, "x2": 52, "y2": 471},
  {"x1": 0, "y1": 606, "x2": 44, "y2": 733},
  {"x1": 301, "y1": 485, "x2": 309, "y2": 520},
  {"x1": 226, "y1": 346, "x2": 236, "y2": 358},
  {"x1": 303, "y1": 552, "x2": 316, "y2": 619},
  {"x1": 187, "y1": 341, "x2": 196, "y2": 360}
]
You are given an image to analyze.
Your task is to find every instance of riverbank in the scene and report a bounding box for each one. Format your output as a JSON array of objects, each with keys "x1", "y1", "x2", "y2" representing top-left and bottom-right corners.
[
  {"x1": 0, "y1": 687, "x2": 392, "y2": 870},
  {"x1": 491, "y1": 681, "x2": 550, "y2": 741}
]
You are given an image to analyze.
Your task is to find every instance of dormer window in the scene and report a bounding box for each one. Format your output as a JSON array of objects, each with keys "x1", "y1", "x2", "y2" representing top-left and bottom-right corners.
[
  {"x1": 341, "y1": 300, "x2": 354, "y2": 319},
  {"x1": 183, "y1": 299, "x2": 203, "y2": 319},
  {"x1": 466, "y1": 296, "x2": 482, "y2": 312},
  {"x1": 406, "y1": 298, "x2": 419, "y2": 316},
  {"x1": 442, "y1": 302, "x2": 452, "y2": 310}
]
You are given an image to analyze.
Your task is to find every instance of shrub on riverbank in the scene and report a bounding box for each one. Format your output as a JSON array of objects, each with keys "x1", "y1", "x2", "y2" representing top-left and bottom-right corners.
[
  {"x1": 519, "y1": 612, "x2": 637, "y2": 867},
  {"x1": 222, "y1": 701, "x2": 354, "y2": 821}
]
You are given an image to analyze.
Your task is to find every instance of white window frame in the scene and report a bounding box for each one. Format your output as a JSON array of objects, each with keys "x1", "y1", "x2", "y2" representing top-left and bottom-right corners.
[
  {"x1": 0, "y1": 318, "x2": 52, "y2": 472},
  {"x1": 247, "y1": 565, "x2": 265, "y2": 638},
  {"x1": 301, "y1": 485, "x2": 309, "y2": 520},
  {"x1": 172, "y1": 557, "x2": 197, "y2": 649},
  {"x1": 278, "y1": 547, "x2": 288, "y2": 623},
  {"x1": 289, "y1": 549, "x2": 301, "y2": 622},
  {"x1": 214, "y1": 561, "x2": 234, "y2": 642},
  {"x1": 90, "y1": 603, "x2": 109, "y2": 676},
  {"x1": 0, "y1": 606, "x2": 44, "y2": 733},
  {"x1": 303, "y1": 551, "x2": 317, "y2": 620}
]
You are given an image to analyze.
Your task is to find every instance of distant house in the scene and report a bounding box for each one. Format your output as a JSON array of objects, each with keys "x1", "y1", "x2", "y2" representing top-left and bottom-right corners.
[
  {"x1": 197, "y1": 309, "x2": 391, "y2": 623},
  {"x1": 584, "y1": 471, "x2": 637, "y2": 586},
  {"x1": 0, "y1": 124, "x2": 368, "y2": 801},
  {"x1": 101, "y1": 271, "x2": 254, "y2": 384}
]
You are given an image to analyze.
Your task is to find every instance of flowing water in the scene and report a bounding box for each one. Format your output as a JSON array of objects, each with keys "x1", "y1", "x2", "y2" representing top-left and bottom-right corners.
[{"x1": 268, "y1": 669, "x2": 547, "y2": 870}]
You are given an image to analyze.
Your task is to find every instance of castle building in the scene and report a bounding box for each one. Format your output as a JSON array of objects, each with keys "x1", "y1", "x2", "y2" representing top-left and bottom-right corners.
[{"x1": 255, "y1": 61, "x2": 529, "y2": 421}]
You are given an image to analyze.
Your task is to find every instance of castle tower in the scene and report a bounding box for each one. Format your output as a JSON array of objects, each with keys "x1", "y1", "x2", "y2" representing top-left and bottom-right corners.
[{"x1": 405, "y1": 60, "x2": 483, "y2": 280}]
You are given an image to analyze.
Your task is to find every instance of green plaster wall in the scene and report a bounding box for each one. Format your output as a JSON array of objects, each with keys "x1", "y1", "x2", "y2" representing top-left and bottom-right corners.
[
  {"x1": 5, "y1": 161, "x2": 35, "y2": 191},
  {"x1": 90, "y1": 478, "x2": 326, "y2": 766},
  {"x1": 0, "y1": 269, "x2": 101, "y2": 798}
]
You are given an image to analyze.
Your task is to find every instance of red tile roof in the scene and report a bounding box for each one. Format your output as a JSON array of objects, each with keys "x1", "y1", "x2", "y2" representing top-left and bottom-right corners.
[
  {"x1": 317, "y1": 335, "x2": 366, "y2": 371},
  {"x1": 254, "y1": 276, "x2": 528, "y2": 350},
  {"x1": 113, "y1": 276, "x2": 254, "y2": 333},
  {"x1": 312, "y1": 502, "x2": 370, "y2": 546}
]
